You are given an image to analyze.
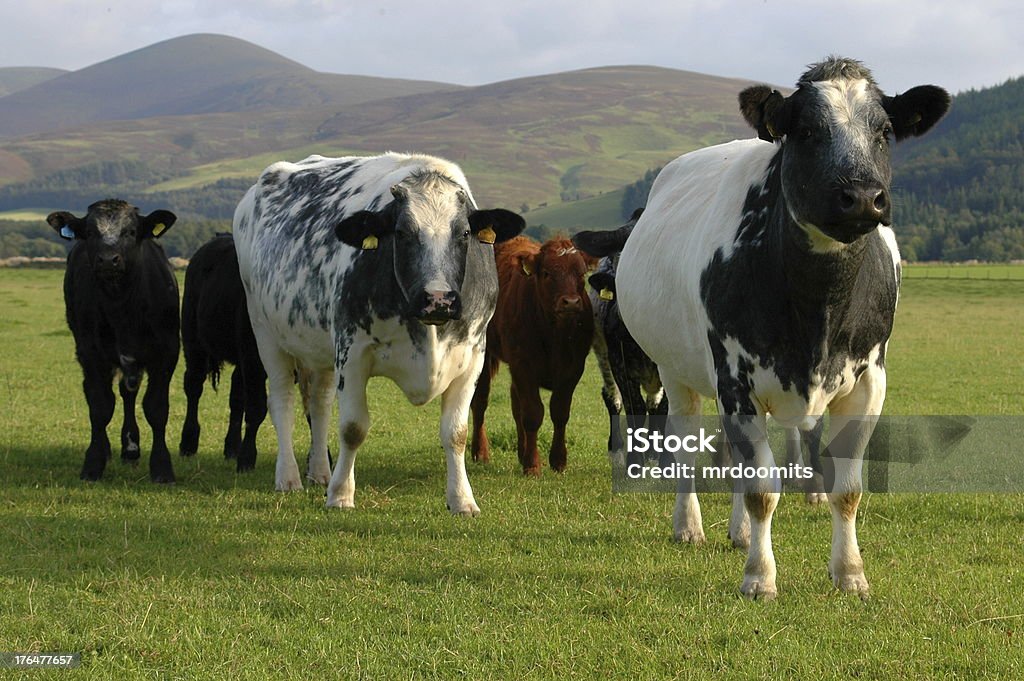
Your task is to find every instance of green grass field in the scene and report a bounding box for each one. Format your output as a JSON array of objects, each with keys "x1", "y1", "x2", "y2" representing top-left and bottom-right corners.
[{"x1": 1, "y1": 268, "x2": 1022, "y2": 679}]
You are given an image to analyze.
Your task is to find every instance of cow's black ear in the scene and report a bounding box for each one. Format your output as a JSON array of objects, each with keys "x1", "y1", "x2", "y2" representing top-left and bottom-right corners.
[
  {"x1": 739, "y1": 85, "x2": 790, "y2": 142},
  {"x1": 46, "y1": 211, "x2": 85, "y2": 240},
  {"x1": 882, "y1": 86, "x2": 951, "y2": 141},
  {"x1": 572, "y1": 222, "x2": 635, "y2": 259},
  {"x1": 335, "y1": 208, "x2": 395, "y2": 250},
  {"x1": 141, "y1": 209, "x2": 177, "y2": 238},
  {"x1": 588, "y1": 271, "x2": 616, "y2": 300},
  {"x1": 469, "y1": 209, "x2": 525, "y2": 245}
]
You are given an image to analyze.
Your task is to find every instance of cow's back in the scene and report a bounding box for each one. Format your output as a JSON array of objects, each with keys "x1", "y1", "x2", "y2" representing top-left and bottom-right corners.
[{"x1": 617, "y1": 139, "x2": 776, "y2": 396}]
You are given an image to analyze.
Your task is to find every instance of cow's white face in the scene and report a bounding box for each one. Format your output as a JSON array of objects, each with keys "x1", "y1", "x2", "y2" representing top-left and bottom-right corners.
[
  {"x1": 739, "y1": 57, "x2": 950, "y2": 245},
  {"x1": 334, "y1": 171, "x2": 525, "y2": 325}
]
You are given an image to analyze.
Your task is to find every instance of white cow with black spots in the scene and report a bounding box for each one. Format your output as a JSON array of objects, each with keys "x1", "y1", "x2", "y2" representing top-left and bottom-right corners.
[
  {"x1": 233, "y1": 153, "x2": 525, "y2": 514},
  {"x1": 616, "y1": 57, "x2": 949, "y2": 598}
]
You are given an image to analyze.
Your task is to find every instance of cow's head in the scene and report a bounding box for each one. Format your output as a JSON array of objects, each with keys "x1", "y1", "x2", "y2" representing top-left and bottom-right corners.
[
  {"x1": 335, "y1": 171, "x2": 524, "y2": 325},
  {"x1": 517, "y1": 237, "x2": 596, "y2": 327},
  {"x1": 739, "y1": 57, "x2": 950, "y2": 245},
  {"x1": 48, "y1": 199, "x2": 176, "y2": 288}
]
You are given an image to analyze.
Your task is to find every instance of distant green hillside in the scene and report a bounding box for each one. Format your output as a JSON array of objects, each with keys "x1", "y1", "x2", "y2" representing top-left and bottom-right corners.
[
  {"x1": 893, "y1": 76, "x2": 1024, "y2": 261},
  {"x1": 0, "y1": 63, "x2": 759, "y2": 227}
]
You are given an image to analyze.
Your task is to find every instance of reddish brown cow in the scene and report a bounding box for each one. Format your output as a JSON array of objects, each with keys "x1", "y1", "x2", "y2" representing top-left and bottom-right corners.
[{"x1": 471, "y1": 236, "x2": 595, "y2": 475}]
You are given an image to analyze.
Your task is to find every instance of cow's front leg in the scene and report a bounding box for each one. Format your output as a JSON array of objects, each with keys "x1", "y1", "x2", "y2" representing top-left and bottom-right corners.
[
  {"x1": 440, "y1": 353, "x2": 483, "y2": 516},
  {"x1": 823, "y1": 366, "x2": 885, "y2": 598},
  {"x1": 326, "y1": 361, "x2": 369, "y2": 509},
  {"x1": 721, "y1": 410, "x2": 779, "y2": 600},
  {"x1": 80, "y1": 363, "x2": 116, "y2": 481},
  {"x1": 469, "y1": 353, "x2": 496, "y2": 464},
  {"x1": 510, "y1": 367, "x2": 544, "y2": 476},
  {"x1": 142, "y1": 367, "x2": 175, "y2": 484},
  {"x1": 118, "y1": 377, "x2": 141, "y2": 464}
]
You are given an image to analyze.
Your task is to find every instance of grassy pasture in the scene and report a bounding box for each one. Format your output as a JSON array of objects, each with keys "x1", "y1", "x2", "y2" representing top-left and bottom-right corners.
[{"x1": 0, "y1": 267, "x2": 1022, "y2": 679}]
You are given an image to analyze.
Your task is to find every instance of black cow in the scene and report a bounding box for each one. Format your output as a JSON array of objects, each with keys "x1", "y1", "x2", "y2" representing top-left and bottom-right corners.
[
  {"x1": 178, "y1": 234, "x2": 267, "y2": 471},
  {"x1": 572, "y1": 209, "x2": 667, "y2": 467},
  {"x1": 48, "y1": 199, "x2": 180, "y2": 483}
]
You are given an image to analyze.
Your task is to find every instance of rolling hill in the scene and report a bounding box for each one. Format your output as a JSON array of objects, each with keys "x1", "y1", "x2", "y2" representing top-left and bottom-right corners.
[
  {"x1": 0, "y1": 67, "x2": 66, "y2": 97},
  {"x1": 0, "y1": 34, "x2": 460, "y2": 138},
  {"x1": 0, "y1": 61, "x2": 762, "y2": 216}
]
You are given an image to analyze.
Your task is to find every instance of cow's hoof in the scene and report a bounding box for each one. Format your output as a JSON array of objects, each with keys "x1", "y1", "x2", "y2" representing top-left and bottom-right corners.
[
  {"x1": 832, "y1": 570, "x2": 870, "y2": 599},
  {"x1": 673, "y1": 527, "x2": 706, "y2": 544},
  {"x1": 447, "y1": 499, "x2": 481, "y2": 517},
  {"x1": 805, "y1": 492, "x2": 828, "y2": 505},
  {"x1": 729, "y1": 530, "x2": 750, "y2": 549},
  {"x1": 179, "y1": 448, "x2": 197, "y2": 457},
  {"x1": 549, "y1": 462, "x2": 567, "y2": 473},
  {"x1": 522, "y1": 466, "x2": 541, "y2": 477},
  {"x1": 151, "y1": 473, "x2": 176, "y2": 484},
  {"x1": 325, "y1": 496, "x2": 355, "y2": 509},
  {"x1": 276, "y1": 477, "x2": 303, "y2": 492},
  {"x1": 740, "y1": 577, "x2": 777, "y2": 601},
  {"x1": 80, "y1": 470, "x2": 103, "y2": 482}
]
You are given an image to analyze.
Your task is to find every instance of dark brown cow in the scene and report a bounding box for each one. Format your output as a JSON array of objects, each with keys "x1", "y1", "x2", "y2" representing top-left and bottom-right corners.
[{"x1": 470, "y1": 236, "x2": 595, "y2": 475}]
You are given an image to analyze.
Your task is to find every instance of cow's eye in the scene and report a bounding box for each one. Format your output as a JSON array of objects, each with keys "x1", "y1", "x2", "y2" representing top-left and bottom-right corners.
[
  {"x1": 462, "y1": 229, "x2": 471, "y2": 240},
  {"x1": 797, "y1": 126, "x2": 813, "y2": 141}
]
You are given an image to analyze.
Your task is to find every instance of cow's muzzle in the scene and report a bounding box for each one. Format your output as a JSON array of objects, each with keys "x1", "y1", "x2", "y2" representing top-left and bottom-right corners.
[{"x1": 415, "y1": 290, "x2": 462, "y2": 326}]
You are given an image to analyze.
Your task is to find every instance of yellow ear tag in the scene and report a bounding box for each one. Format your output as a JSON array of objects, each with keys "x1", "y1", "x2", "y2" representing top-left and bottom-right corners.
[
  {"x1": 361, "y1": 235, "x2": 378, "y2": 250},
  {"x1": 152, "y1": 223, "x2": 167, "y2": 237},
  {"x1": 521, "y1": 261, "x2": 532, "y2": 276},
  {"x1": 477, "y1": 226, "x2": 496, "y2": 244},
  {"x1": 599, "y1": 288, "x2": 614, "y2": 301}
]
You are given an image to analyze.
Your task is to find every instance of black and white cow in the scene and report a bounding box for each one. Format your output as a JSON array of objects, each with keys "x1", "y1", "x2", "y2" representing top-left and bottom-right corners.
[
  {"x1": 48, "y1": 200, "x2": 180, "y2": 483},
  {"x1": 178, "y1": 233, "x2": 268, "y2": 470},
  {"x1": 615, "y1": 57, "x2": 949, "y2": 598},
  {"x1": 232, "y1": 153, "x2": 525, "y2": 513},
  {"x1": 572, "y1": 209, "x2": 668, "y2": 466}
]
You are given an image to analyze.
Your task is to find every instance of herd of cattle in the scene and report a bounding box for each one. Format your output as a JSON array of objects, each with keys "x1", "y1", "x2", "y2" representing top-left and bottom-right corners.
[{"x1": 43, "y1": 57, "x2": 950, "y2": 598}]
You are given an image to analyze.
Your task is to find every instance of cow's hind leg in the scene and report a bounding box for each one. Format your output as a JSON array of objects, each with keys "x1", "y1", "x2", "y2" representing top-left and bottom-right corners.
[
  {"x1": 326, "y1": 361, "x2": 369, "y2": 509},
  {"x1": 441, "y1": 354, "x2": 483, "y2": 516},
  {"x1": 255, "y1": 332, "x2": 301, "y2": 491},
  {"x1": 662, "y1": 376, "x2": 705, "y2": 544},
  {"x1": 178, "y1": 350, "x2": 207, "y2": 457},
  {"x1": 80, "y1": 363, "x2": 116, "y2": 481},
  {"x1": 119, "y1": 378, "x2": 141, "y2": 464},
  {"x1": 303, "y1": 367, "x2": 335, "y2": 486},
  {"x1": 236, "y1": 354, "x2": 267, "y2": 473},
  {"x1": 223, "y1": 367, "x2": 244, "y2": 460}
]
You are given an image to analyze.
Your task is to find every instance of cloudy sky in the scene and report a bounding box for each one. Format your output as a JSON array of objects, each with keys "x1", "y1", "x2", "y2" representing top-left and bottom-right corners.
[{"x1": 3, "y1": 0, "x2": 1021, "y2": 94}]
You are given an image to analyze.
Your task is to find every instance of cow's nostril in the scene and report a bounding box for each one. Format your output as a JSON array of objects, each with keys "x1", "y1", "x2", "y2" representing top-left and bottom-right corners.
[
  {"x1": 873, "y1": 192, "x2": 888, "y2": 212},
  {"x1": 839, "y1": 192, "x2": 856, "y2": 212}
]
